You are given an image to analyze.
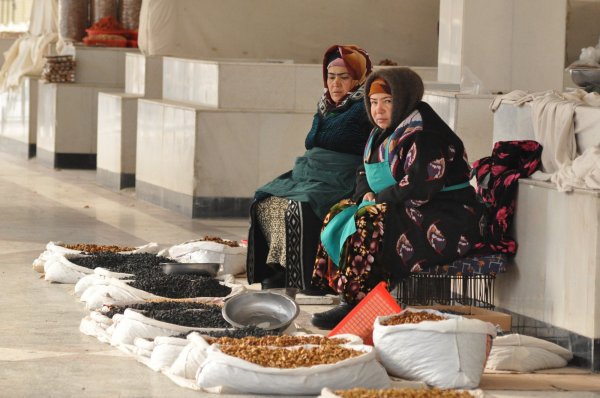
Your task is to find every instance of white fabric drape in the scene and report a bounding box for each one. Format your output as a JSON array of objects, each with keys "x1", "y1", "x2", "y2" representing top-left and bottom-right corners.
[
  {"x1": 491, "y1": 89, "x2": 600, "y2": 192},
  {"x1": 137, "y1": 0, "x2": 439, "y2": 65},
  {"x1": 0, "y1": 0, "x2": 58, "y2": 91}
]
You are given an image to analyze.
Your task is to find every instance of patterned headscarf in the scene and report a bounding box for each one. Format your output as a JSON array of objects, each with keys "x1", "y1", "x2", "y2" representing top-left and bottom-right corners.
[
  {"x1": 318, "y1": 44, "x2": 372, "y2": 115},
  {"x1": 368, "y1": 78, "x2": 391, "y2": 96},
  {"x1": 364, "y1": 68, "x2": 424, "y2": 131}
]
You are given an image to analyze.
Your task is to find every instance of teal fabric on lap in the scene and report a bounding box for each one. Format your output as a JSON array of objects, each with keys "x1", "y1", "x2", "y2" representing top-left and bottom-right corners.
[
  {"x1": 255, "y1": 147, "x2": 361, "y2": 219},
  {"x1": 321, "y1": 200, "x2": 375, "y2": 266}
]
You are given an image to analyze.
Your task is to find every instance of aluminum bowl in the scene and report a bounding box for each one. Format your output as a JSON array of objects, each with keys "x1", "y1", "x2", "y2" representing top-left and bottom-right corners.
[
  {"x1": 569, "y1": 67, "x2": 600, "y2": 87},
  {"x1": 222, "y1": 291, "x2": 300, "y2": 332}
]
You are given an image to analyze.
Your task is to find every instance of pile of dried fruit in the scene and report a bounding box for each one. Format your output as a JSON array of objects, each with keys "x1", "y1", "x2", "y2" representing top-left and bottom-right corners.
[
  {"x1": 128, "y1": 274, "x2": 231, "y2": 298},
  {"x1": 101, "y1": 301, "x2": 229, "y2": 328},
  {"x1": 198, "y1": 326, "x2": 275, "y2": 339},
  {"x1": 68, "y1": 252, "x2": 168, "y2": 275},
  {"x1": 102, "y1": 301, "x2": 213, "y2": 318},
  {"x1": 219, "y1": 344, "x2": 362, "y2": 368},
  {"x1": 209, "y1": 335, "x2": 348, "y2": 347},
  {"x1": 61, "y1": 243, "x2": 137, "y2": 253},
  {"x1": 201, "y1": 235, "x2": 240, "y2": 247},
  {"x1": 334, "y1": 388, "x2": 473, "y2": 398},
  {"x1": 380, "y1": 311, "x2": 447, "y2": 326}
]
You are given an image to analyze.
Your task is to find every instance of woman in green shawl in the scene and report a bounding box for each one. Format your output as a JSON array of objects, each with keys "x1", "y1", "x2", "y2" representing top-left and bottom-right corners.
[{"x1": 246, "y1": 44, "x2": 373, "y2": 291}]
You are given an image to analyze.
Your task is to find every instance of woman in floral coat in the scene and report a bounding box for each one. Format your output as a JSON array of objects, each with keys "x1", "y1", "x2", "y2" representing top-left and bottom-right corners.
[{"x1": 311, "y1": 68, "x2": 487, "y2": 329}]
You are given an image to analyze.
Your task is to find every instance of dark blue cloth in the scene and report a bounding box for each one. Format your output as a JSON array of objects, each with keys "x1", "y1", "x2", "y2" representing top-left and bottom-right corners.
[{"x1": 305, "y1": 100, "x2": 372, "y2": 156}]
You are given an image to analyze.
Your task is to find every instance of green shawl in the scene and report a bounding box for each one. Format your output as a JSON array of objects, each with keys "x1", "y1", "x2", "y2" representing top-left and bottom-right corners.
[{"x1": 255, "y1": 147, "x2": 361, "y2": 219}]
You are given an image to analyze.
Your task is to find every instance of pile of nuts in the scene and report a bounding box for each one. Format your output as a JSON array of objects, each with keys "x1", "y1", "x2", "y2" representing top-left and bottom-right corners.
[
  {"x1": 334, "y1": 388, "x2": 473, "y2": 398},
  {"x1": 41, "y1": 56, "x2": 76, "y2": 83},
  {"x1": 61, "y1": 243, "x2": 137, "y2": 253},
  {"x1": 219, "y1": 344, "x2": 362, "y2": 368},
  {"x1": 208, "y1": 335, "x2": 348, "y2": 347},
  {"x1": 202, "y1": 235, "x2": 239, "y2": 247},
  {"x1": 380, "y1": 311, "x2": 447, "y2": 326}
]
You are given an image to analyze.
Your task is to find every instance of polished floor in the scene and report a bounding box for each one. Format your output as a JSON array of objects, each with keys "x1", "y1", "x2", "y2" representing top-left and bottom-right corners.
[{"x1": 0, "y1": 152, "x2": 598, "y2": 397}]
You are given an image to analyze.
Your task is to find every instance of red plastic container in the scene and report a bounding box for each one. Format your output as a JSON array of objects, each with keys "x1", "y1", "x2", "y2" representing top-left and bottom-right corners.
[
  {"x1": 83, "y1": 37, "x2": 127, "y2": 48},
  {"x1": 86, "y1": 28, "x2": 131, "y2": 38},
  {"x1": 328, "y1": 282, "x2": 401, "y2": 345}
]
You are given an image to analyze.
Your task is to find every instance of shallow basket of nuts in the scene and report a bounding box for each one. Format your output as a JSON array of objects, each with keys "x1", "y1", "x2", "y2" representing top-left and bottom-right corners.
[{"x1": 196, "y1": 341, "x2": 390, "y2": 395}]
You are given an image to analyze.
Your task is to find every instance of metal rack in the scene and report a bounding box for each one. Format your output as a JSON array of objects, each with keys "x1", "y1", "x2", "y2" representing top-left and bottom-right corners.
[{"x1": 394, "y1": 274, "x2": 496, "y2": 309}]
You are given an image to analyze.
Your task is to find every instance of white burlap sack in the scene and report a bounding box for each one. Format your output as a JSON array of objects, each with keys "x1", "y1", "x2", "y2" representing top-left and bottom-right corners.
[
  {"x1": 196, "y1": 344, "x2": 390, "y2": 395},
  {"x1": 41, "y1": 242, "x2": 161, "y2": 283},
  {"x1": 486, "y1": 333, "x2": 573, "y2": 372},
  {"x1": 33, "y1": 241, "x2": 160, "y2": 273},
  {"x1": 79, "y1": 311, "x2": 114, "y2": 343},
  {"x1": 44, "y1": 253, "x2": 93, "y2": 283},
  {"x1": 79, "y1": 275, "x2": 240, "y2": 310},
  {"x1": 373, "y1": 309, "x2": 496, "y2": 389},
  {"x1": 159, "y1": 240, "x2": 247, "y2": 276},
  {"x1": 147, "y1": 336, "x2": 190, "y2": 371},
  {"x1": 168, "y1": 332, "x2": 212, "y2": 380},
  {"x1": 110, "y1": 308, "x2": 230, "y2": 347}
]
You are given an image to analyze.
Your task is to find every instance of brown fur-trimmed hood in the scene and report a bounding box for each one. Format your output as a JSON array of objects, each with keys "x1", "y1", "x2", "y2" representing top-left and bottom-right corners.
[{"x1": 364, "y1": 68, "x2": 424, "y2": 131}]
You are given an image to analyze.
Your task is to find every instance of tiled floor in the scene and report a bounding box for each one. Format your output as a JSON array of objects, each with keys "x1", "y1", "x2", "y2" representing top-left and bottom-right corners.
[{"x1": 0, "y1": 152, "x2": 598, "y2": 397}]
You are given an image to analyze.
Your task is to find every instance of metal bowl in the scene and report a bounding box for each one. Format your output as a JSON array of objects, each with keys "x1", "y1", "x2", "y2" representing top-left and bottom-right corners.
[
  {"x1": 160, "y1": 262, "x2": 220, "y2": 276},
  {"x1": 569, "y1": 67, "x2": 600, "y2": 87},
  {"x1": 222, "y1": 291, "x2": 300, "y2": 332}
]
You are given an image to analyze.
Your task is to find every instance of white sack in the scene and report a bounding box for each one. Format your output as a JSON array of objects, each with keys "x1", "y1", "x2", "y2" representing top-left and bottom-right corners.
[
  {"x1": 486, "y1": 333, "x2": 573, "y2": 372},
  {"x1": 159, "y1": 240, "x2": 247, "y2": 276},
  {"x1": 148, "y1": 336, "x2": 190, "y2": 372},
  {"x1": 74, "y1": 273, "x2": 113, "y2": 297},
  {"x1": 110, "y1": 308, "x2": 229, "y2": 347},
  {"x1": 44, "y1": 254, "x2": 93, "y2": 283},
  {"x1": 79, "y1": 275, "x2": 239, "y2": 310},
  {"x1": 168, "y1": 332, "x2": 212, "y2": 380},
  {"x1": 79, "y1": 282, "x2": 144, "y2": 310},
  {"x1": 134, "y1": 337, "x2": 156, "y2": 352},
  {"x1": 36, "y1": 241, "x2": 159, "y2": 278},
  {"x1": 79, "y1": 311, "x2": 114, "y2": 343},
  {"x1": 196, "y1": 344, "x2": 390, "y2": 395},
  {"x1": 373, "y1": 309, "x2": 497, "y2": 390}
]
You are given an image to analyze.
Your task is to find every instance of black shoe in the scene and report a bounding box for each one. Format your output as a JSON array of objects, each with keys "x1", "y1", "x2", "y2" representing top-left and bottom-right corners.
[
  {"x1": 311, "y1": 302, "x2": 354, "y2": 329},
  {"x1": 261, "y1": 267, "x2": 285, "y2": 289}
]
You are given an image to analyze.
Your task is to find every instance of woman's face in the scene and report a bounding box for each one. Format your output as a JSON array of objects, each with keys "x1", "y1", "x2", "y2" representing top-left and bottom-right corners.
[
  {"x1": 369, "y1": 92, "x2": 393, "y2": 129},
  {"x1": 327, "y1": 66, "x2": 354, "y2": 103}
]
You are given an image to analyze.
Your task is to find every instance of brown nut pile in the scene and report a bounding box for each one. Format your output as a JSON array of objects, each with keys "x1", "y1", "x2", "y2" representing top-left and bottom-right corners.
[
  {"x1": 219, "y1": 345, "x2": 362, "y2": 368},
  {"x1": 61, "y1": 243, "x2": 137, "y2": 253},
  {"x1": 202, "y1": 235, "x2": 239, "y2": 247},
  {"x1": 335, "y1": 387, "x2": 473, "y2": 398},
  {"x1": 380, "y1": 311, "x2": 447, "y2": 326},
  {"x1": 208, "y1": 335, "x2": 348, "y2": 347}
]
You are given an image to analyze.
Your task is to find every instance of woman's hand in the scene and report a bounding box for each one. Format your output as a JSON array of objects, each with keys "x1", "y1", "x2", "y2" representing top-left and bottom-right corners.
[{"x1": 363, "y1": 192, "x2": 376, "y2": 202}]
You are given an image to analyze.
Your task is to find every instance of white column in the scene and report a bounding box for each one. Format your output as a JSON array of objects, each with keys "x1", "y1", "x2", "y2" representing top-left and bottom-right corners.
[{"x1": 438, "y1": 0, "x2": 568, "y2": 93}]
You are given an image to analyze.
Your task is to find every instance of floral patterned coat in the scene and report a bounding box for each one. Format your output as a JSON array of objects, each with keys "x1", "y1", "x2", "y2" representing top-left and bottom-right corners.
[{"x1": 352, "y1": 101, "x2": 486, "y2": 281}]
